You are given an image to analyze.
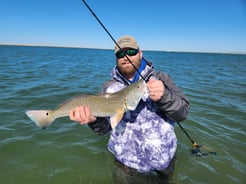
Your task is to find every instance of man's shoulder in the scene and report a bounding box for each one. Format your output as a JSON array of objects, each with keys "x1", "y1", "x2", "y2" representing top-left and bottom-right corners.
[
  {"x1": 102, "y1": 79, "x2": 125, "y2": 93},
  {"x1": 103, "y1": 79, "x2": 117, "y2": 90},
  {"x1": 152, "y1": 71, "x2": 169, "y2": 80}
]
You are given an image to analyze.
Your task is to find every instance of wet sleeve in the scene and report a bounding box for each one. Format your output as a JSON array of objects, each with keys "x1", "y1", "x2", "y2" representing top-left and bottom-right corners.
[
  {"x1": 153, "y1": 72, "x2": 190, "y2": 122},
  {"x1": 88, "y1": 117, "x2": 111, "y2": 135}
]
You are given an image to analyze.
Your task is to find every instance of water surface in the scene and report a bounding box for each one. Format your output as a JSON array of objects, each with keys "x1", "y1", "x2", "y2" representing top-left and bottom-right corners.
[{"x1": 0, "y1": 46, "x2": 245, "y2": 183}]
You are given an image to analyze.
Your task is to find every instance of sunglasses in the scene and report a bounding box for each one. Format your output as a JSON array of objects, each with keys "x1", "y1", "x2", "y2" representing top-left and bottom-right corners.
[{"x1": 116, "y1": 49, "x2": 139, "y2": 59}]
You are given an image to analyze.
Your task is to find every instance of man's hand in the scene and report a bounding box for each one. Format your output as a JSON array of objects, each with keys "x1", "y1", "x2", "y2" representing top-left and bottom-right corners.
[
  {"x1": 147, "y1": 77, "x2": 165, "y2": 101},
  {"x1": 69, "y1": 106, "x2": 96, "y2": 125}
]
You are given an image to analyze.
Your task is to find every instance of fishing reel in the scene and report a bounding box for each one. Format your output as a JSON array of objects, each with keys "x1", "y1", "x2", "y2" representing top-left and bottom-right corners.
[{"x1": 191, "y1": 143, "x2": 217, "y2": 157}]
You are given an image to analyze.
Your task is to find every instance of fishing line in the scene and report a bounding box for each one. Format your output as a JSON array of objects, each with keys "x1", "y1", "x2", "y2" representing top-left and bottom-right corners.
[
  {"x1": 81, "y1": 0, "x2": 145, "y2": 82},
  {"x1": 81, "y1": 0, "x2": 216, "y2": 156}
]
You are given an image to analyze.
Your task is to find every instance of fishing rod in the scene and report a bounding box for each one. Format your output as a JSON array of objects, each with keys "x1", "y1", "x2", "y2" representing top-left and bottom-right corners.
[
  {"x1": 81, "y1": 0, "x2": 216, "y2": 156},
  {"x1": 81, "y1": 0, "x2": 145, "y2": 82}
]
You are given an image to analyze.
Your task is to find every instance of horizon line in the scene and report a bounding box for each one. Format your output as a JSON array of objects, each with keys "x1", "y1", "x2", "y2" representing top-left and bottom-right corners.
[{"x1": 0, "y1": 42, "x2": 246, "y2": 55}]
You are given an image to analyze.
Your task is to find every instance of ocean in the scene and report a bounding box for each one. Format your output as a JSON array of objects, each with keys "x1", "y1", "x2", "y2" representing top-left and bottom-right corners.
[{"x1": 0, "y1": 45, "x2": 245, "y2": 184}]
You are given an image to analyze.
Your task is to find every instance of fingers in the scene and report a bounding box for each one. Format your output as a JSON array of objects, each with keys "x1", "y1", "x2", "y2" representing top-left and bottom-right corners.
[
  {"x1": 147, "y1": 78, "x2": 165, "y2": 101},
  {"x1": 69, "y1": 106, "x2": 96, "y2": 125}
]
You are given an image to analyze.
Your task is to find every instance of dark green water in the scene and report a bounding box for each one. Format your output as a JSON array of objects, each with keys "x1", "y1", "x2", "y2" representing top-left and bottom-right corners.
[{"x1": 0, "y1": 45, "x2": 245, "y2": 183}]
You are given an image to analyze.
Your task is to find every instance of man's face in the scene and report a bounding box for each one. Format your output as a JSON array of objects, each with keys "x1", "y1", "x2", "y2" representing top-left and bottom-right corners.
[{"x1": 116, "y1": 48, "x2": 142, "y2": 79}]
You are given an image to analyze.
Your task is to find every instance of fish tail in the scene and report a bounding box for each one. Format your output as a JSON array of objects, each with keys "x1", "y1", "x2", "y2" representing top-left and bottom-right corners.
[{"x1": 25, "y1": 110, "x2": 56, "y2": 129}]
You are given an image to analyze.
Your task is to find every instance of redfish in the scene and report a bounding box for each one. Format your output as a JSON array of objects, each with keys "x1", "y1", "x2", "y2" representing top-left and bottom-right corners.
[{"x1": 26, "y1": 79, "x2": 147, "y2": 129}]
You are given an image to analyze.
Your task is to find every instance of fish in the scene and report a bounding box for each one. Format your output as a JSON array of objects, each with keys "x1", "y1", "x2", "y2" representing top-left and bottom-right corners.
[{"x1": 25, "y1": 79, "x2": 148, "y2": 129}]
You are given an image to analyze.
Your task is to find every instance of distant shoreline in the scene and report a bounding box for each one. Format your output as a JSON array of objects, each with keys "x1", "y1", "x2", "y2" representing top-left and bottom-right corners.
[{"x1": 1, "y1": 43, "x2": 245, "y2": 55}]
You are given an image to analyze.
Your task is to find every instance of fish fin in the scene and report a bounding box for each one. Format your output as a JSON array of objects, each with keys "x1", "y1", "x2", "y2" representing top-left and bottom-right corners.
[
  {"x1": 110, "y1": 108, "x2": 124, "y2": 129},
  {"x1": 25, "y1": 110, "x2": 55, "y2": 129}
]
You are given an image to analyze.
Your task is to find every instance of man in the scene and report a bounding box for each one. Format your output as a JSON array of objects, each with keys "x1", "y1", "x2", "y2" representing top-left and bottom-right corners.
[{"x1": 69, "y1": 36, "x2": 189, "y2": 176}]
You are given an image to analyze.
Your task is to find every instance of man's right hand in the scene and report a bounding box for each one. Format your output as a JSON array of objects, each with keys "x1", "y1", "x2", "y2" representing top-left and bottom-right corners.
[{"x1": 69, "y1": 106, "x2": 96, "y2": 125}]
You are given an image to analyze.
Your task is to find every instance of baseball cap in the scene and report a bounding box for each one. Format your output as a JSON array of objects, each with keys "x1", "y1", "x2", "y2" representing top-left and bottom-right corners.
[{"x1": 114, "y1": 36, "x2": 139, "y2": 53}]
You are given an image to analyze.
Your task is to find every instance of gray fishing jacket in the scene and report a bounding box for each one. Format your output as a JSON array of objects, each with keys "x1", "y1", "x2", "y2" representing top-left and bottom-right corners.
[{"x1": 88, "y1": 58, "x2": 189, "y2": 172}]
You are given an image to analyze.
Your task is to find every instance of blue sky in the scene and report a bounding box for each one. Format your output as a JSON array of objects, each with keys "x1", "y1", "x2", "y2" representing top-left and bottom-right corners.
[{"x1": 0, "y1": 0, "x2": 245, "y2": 53}]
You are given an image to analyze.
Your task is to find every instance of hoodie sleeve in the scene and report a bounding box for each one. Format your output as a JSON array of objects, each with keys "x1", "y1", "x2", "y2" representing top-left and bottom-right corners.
[
  {"x1": 153, "y1": 71, "x2": 190, "y2": 122},
  {"x1": 88, "y1": 117, "x2": 111, "y2": 135}
]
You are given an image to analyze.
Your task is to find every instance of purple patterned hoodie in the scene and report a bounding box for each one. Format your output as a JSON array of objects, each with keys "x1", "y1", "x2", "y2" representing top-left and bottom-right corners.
[{"x1": 88, "y1": 58, "x2": 189, "y2": 173}]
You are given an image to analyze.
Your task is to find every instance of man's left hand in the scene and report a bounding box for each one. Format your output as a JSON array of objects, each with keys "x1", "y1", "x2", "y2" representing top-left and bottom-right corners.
[{"x1": 147, "y1": 78, "x2": 165, "y2": 101}]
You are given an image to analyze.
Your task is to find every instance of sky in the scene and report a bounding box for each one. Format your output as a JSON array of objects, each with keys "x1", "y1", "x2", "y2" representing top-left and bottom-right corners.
[{"x1": 0, "y1": 0, "x2": 246, "y2": 53}]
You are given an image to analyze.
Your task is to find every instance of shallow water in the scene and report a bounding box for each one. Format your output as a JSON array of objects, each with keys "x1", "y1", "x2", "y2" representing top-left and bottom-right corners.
[{"x1": 0, "y1": 45, "x2": 245, "y2": 183}]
